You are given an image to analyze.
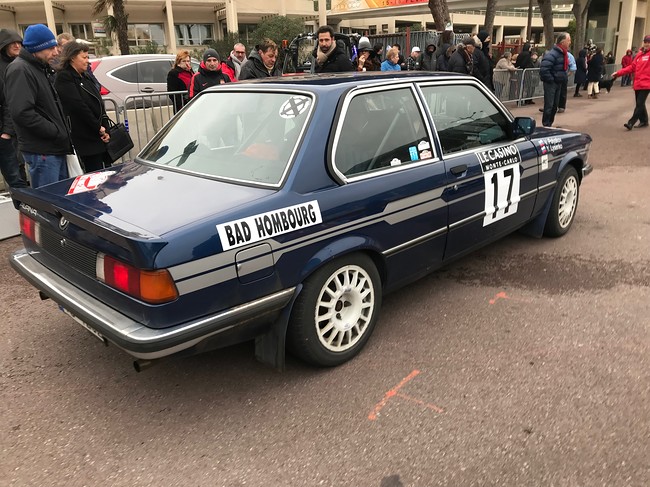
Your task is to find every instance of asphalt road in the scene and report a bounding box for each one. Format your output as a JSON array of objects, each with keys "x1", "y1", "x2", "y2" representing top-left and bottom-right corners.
[{"x1": 1, "y1": 85, "x2": 649, "y2": 487}]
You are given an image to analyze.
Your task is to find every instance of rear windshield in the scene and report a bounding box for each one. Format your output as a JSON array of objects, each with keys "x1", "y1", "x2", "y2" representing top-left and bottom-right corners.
[{"x1": 139, "y1": 90, "x2": 313, "y2": 186}]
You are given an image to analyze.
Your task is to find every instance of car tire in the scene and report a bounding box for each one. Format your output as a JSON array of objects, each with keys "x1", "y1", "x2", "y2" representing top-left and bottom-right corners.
[
  {"x1": 544, "y1": 165, "x2": 580, "y2": 237},
  {"x1": 287, "y1": 254, "x2": 382, "y2": 367}
]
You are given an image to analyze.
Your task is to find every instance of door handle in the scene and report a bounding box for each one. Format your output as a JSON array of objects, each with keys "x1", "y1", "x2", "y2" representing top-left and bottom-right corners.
[
  {"x1": 450, "y1": 164, "x2": 467, "y2": 175},
  {"x1": 141, "y1": 87, "x2": 155, "y2": 93}
]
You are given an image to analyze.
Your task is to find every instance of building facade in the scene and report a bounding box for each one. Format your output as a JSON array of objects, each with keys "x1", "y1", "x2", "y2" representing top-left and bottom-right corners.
[{"x1": 0, "y1": 0, "x2": 646, "y2": 60}]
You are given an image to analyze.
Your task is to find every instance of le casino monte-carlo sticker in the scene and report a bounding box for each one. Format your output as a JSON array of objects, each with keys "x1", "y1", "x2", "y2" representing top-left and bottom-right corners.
[{"x1": 476, "y1": 144, "x2": 522, "y2": 226}]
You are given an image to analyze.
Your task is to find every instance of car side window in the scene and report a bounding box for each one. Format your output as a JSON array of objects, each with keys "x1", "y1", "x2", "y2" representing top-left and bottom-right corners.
[
  {"x1": 420, "y1": 84, "x2": 511, "y2": 155},
  {"x1": 111, "y1": 63, "x2": 138, "y2": 83},
  {"x1": 334, "y1": 88, "x2": 433, "y2": 178},
  {"x1": 138, "y1": 60, "x2": 173, "y2": 84}
]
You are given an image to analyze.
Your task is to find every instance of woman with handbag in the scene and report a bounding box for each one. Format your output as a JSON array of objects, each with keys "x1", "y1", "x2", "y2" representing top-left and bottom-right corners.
[{"x1": 54, "y1": 41, "x2": 110, "y2": 173}]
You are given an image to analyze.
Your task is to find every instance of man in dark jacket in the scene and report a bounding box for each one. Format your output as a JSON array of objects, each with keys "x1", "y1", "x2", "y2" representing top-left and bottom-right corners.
[
  {"x1": 189, "y1": 49, "x2": 231, "y2": 98},
  {"x1": 420, "y1": 43, "x2": 437, "y2": 71},
  {"x1": 5, "y1": 24, "x2": 70, "y2": 188},
  {"x1": 539, "y1": 32, "x2": 571, "y2": 127},
  {"x1": 0, "y1": 29, "x2": 27, "y2": 188},
  {"x1": 313, "y1": 26, "x2": 354, "y2": 73},
  {"x1": 239, "y1": 39, "x2": 282, "y2": 80},
  {"x1": 515, "y1": 43, "x2": 536, "y2": 104},
  {"x1": 447, "y1": 38, "x2": 475, "y2": 75}
]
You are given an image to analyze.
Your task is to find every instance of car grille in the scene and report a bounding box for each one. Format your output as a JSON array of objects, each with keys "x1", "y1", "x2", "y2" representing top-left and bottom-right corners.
[{"x1": 40, "y1": 225, "x2": 97, "y2": 278}]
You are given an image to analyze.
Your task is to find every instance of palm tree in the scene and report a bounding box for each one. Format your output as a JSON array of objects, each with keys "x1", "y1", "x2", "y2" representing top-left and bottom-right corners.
[{"x1": 93, "y1": 0, "x2": 130, "y2": 55}]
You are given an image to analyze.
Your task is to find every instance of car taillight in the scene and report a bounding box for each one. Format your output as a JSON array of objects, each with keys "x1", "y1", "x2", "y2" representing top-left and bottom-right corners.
[
  {"x1": 19, "y1": 213, "x2": 40, "y2": 243},
  {"x1": 96, "y1": 253, "x2": 178, "y2": 304},
  {"x1": 90, "y1": 60, "x2": 110, "y2": 95}
]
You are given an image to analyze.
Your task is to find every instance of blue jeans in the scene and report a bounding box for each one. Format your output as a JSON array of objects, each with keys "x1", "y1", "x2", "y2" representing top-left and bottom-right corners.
[
  {"x1": 22, "y1": 152, "x2": 67, "y2": 189},
  {"x1": 542, "y1": 81, "x2": 562, "y2": 127},
  {"x1": 0, "y1": 136, "x2": 27, "y2": 188}
]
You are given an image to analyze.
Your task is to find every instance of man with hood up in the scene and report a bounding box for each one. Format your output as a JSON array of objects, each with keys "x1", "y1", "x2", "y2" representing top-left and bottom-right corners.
[
  {"x1": 189, "y1": 49, "x2": 231, "y2": 98},
  {"x1": 516, "y1": 42, "x2": 536, "y2": 104},
  {"x1": 313, "y1": 25, "x2": 354, "y2": 73},
  {"x1": 0, "y1": 29, "x2": 27, "y2": 188},
  {"x1": 420, "y1": 43, "x2": 437, "y2": 71},
  {"x1": 474, "y1": 30, "x2": 493, "y2": 90},
  {"x1": 239, "y1": 38, "x2": 282, "y2": 80}
]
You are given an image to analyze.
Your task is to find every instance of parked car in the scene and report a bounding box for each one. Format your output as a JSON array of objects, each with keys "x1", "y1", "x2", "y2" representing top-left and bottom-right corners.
[
  {"x1": 90, "y1": 54, "x2": 200, "y2": 108},
  {"x1": 10, "y1": 72, "x2": 592, "y2": 372}
]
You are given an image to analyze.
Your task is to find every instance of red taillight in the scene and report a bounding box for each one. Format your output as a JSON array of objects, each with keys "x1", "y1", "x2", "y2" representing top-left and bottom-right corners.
[
  {"x1": 90, "y1": 60, "x2": 110, "y2": 95},
  {"x1": 19, "y1": 213, "x2": 39, "y2": 242},
  {"x1": 97, "y1": 254, "x2": 178, "y2": 304}
]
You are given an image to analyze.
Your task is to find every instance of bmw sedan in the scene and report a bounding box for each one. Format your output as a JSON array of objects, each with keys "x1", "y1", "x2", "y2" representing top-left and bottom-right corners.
[{"x1": 9, "y1": 72, "x2": 592, "y2": 371}]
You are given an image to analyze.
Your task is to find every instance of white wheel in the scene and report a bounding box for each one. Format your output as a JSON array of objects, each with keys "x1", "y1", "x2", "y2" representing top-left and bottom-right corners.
[
  {"x1": 544, "y1": 166, "x2": 580, "y2": 237},
  {"x1": 287, "y1": 254, "x2": 381, "y2": 366}
]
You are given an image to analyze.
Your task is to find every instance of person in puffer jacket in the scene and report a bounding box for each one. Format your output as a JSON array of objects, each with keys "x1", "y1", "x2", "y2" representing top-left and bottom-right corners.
[
  {"x1": 539, "y1": 32, "x2": 571, "y2": 127},
  {"x1": 612, "y1": 35, "x2": 650, "y2": 130}
]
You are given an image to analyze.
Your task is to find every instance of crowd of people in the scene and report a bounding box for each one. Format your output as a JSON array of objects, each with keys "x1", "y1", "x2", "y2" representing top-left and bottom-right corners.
[
  {"x1": 2, "y1": 23, "x2": 649, "y2": 191},
  {"x1": 0, "y1": 24, "x2": 114, "y2": 190}
]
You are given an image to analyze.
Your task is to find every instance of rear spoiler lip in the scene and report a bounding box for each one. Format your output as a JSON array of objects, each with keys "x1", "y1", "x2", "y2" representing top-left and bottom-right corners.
[{"x1": 11, "y1": 187, "x2": 166, "y2": 268}]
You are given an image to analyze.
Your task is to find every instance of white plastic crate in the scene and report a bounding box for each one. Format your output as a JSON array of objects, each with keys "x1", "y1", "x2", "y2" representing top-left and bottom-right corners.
[{"x1": 0, "y1": 192, "x2": 19, "y2": 240}]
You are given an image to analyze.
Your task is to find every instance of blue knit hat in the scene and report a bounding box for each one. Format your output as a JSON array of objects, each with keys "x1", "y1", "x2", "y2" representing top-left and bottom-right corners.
[{"x1": 23, "y1": 24, "x2": 57, "y2": 53}]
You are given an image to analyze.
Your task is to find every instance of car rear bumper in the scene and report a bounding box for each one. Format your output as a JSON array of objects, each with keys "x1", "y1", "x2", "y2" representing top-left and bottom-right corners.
[{"x1": 10, "y1": 249, "x2": 296, "y2": 360}]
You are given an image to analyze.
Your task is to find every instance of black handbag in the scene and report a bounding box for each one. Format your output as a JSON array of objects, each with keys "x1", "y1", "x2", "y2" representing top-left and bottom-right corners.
[{"x1": 105, "y1": 118, "x2": 134, "y2": 162}]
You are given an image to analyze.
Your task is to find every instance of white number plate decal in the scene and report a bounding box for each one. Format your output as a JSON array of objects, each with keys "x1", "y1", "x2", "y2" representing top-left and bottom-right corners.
[{"x1": 476, "y1": 144, "x2": 522, "y2": 226}]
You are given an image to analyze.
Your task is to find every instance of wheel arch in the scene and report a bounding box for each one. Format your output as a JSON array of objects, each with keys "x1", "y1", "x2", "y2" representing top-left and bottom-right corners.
[{"x1": 298, "y1": 236, "x2": 388, "y2": 289}]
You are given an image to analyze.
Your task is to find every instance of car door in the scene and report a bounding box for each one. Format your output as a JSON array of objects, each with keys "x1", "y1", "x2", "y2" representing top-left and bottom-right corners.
[
  {"x1": 136, "y1": 59, "x2": 173, "y2": 94},
  {"x1": 417, "y1": 81, "x2": 539, "y2": 261},
  {"x1": 329, "y1": 84, "x2": 449, "y2": 290}
]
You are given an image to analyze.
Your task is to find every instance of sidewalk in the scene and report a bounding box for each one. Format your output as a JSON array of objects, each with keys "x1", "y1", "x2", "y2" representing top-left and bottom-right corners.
[{"x1": 509, "y1": 84, "x2": 645, "y2": 170}]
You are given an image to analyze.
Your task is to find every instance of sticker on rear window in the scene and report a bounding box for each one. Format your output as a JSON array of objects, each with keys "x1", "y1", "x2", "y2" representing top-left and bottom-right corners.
[
  {"x1": 279, "y1": 96, "x2": 310, "y2": 119},
  {"x1": 217, "y1": 200, "x2": 322, "y2": 251}
]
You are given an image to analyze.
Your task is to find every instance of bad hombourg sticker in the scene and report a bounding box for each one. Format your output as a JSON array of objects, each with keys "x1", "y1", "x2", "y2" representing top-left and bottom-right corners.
[
  {"x1": 217, "y1": 201, "x2": 322, "y2": 251},
  {"x1": 476, "y1": 144, "x2": 522, "y2": 226}
]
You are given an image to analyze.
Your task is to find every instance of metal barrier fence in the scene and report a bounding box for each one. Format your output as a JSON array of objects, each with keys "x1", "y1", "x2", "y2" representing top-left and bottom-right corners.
[{"x1": 493, "y1": 64, "x2": 621, "y2": 106}]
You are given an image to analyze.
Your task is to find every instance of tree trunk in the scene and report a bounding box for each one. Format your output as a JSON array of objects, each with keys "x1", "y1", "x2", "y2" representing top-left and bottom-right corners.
[
  {"x1": 112, "y1": 0, "x2": 130, "y2": 55},
  {"x1": 428, "y1": 0, "x2": 450, "y2": 32},
  {"x1": 538, "y1": 0, "x2": 555, "y2": 49},
  {"x1": 572, "y1": 0, "x2": 592, "y2": 55},
  {"x1": 484, "y1": 0, "x2": 498, "y2": 39}
]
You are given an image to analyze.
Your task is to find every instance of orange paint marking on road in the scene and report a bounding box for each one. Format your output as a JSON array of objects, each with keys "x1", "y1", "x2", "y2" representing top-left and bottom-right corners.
[
  {"x1": 489, "y1": 291, "x2": 510, "y2": 305},
  {"x1": 368, "y1": 369, "x2": 421, "y2": 421},
  {"x1": 395, "y1": 393, "x2": 444, "y2": 414}
]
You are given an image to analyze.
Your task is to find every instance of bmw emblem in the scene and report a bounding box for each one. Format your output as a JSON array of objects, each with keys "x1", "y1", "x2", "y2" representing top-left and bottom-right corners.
[{"x1": 59, "y1": 216, "x2": 69, "y2": 230}]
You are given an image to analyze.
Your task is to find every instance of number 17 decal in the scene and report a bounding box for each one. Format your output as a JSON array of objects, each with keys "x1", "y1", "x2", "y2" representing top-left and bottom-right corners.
[{"x1": 483, "y1": 164, "x2": 521, "y2": 226}]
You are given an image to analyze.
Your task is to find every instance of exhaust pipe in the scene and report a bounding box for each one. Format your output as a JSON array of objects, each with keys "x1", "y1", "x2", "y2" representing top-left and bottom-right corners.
[{"x1": 133, "y1": 359, "x2": 158, "y2": 372}]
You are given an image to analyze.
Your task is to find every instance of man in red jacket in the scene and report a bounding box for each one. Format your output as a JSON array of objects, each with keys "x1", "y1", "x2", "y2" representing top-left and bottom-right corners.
[{"x1": 613, "y1": 35, "x2": 650, "y2": 130}]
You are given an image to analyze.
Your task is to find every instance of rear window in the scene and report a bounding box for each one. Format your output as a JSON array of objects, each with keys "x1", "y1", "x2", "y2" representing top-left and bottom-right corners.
[
  {"x1": 111, "y1": 63, "x2": 137, "y2": 83},
  {"x1": 139, "y1": 91, "x2": 314, "y2": 186}
]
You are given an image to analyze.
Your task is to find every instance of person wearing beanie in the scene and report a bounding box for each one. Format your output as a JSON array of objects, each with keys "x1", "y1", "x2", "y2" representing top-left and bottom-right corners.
[
  {"x1": 472, "y1": 30, "x2": 493, "y2": 90},
  {"x1": 612, "y1": 35, "x2": 650, "y2": 130},
  {"x1": 5, "y1": 24, "x2": 71, "y2": 188},
  {"x1": 0, "y1": 28, "x2": 28, "y2": 188},
  {"x1": 189, "y1": 48, "x2": 231, "y2": 98},
  {"x1": 355, "y1": 37, "x2": 378, "y2": 72}
]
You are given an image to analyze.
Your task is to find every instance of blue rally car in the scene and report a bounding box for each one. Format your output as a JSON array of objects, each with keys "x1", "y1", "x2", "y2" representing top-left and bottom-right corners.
[{"x1": 10, "y1": 72, "x2": 592, "y2": 371}]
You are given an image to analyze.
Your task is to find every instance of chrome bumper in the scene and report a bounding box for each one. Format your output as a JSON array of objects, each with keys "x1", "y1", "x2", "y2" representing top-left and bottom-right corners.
[
  {"x1": 582, "y1": 163, "x2": 593, "y2": 178},
  {"x1": 10, "y1": 249, "x2": 296, "y2": 359}
]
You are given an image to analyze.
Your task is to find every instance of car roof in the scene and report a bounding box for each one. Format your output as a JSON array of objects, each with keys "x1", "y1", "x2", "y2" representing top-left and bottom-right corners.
[{"x1": 213, "y1": 71, "x2": 473, "y2": 94}]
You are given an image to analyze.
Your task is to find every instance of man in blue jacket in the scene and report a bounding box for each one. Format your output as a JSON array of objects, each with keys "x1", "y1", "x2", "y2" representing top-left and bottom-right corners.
[{"x1": 539, "y1": 32, "x2": 572, "y2": 127}]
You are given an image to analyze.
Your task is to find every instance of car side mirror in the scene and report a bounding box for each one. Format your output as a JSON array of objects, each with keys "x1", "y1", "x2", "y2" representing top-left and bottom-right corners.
[{"x1": 513, "y1": 116, "x2": 536, "y2": 137}]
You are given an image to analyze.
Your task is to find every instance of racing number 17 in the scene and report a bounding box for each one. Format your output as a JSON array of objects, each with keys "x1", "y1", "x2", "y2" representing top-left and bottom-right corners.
[{"x1": 483, "y1": 164, "x2": 521, "y2": 226}]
